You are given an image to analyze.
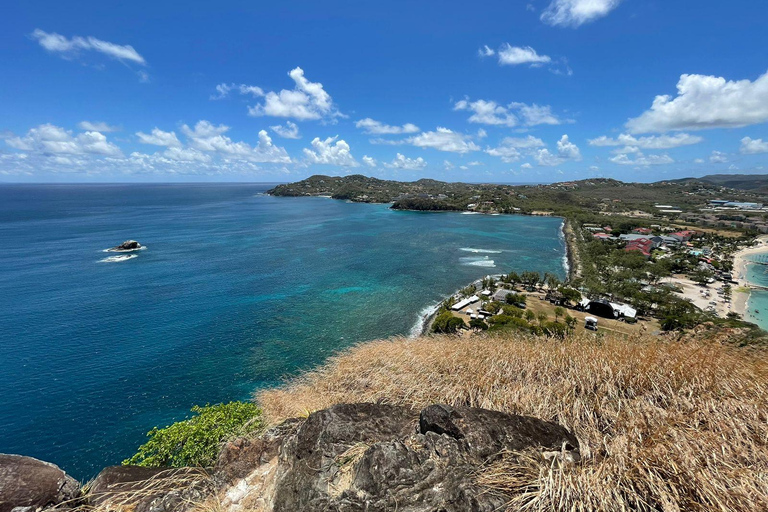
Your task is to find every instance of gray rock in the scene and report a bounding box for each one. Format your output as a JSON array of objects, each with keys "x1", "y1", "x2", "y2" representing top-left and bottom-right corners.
[
  {"x1": 0, "y1": 454, "x2": 81, "y2": 512},
  {"x1": 220, "y1": 403, "x2": 580, "y2": 512}
]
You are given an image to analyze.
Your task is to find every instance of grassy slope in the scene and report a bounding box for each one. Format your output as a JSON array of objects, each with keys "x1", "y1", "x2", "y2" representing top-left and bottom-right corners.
[{"x1": 257, "y1": 330, "x2": 768, "y2": 511}]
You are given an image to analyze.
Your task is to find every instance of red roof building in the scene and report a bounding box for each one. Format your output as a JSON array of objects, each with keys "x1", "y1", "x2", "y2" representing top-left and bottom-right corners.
[
  {"x1": 632, "y1": 227, "x2": 652, "y2": 235},
  {"x1": 625, "y1": 237, "x2": 654, "y2": 258}
]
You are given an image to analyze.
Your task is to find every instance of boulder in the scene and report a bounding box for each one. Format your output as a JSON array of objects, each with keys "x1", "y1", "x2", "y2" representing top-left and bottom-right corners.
[
  {"x1": 88, "y1": 466, "x2": 212, "y2": 512},
  {"x1": 217, "y1": 403, "x2": 580, "y2": 512},
  {"x1": 113, "y1": 240, "x2": 141, "y2": 251},
  {"x1": 0, "y1": 454, "x2": 81, "y2": 512}
]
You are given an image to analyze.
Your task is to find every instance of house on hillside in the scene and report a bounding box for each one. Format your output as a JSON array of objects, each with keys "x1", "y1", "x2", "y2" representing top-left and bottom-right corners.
[
  {"x1": 632, "y1": 227, "x2": 652, "y2": 235},
  {"x1": 578, "y1": 298, "x2": 637, "y2": 320}
]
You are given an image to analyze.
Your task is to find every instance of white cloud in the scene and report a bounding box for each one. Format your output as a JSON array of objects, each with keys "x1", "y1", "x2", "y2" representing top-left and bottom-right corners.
[
  {"x1": 31, "y1": 29, "x2": 146, "y2": 65},
  {"x1": 709, "y1": 151, "x2": 728, "y2": 163},
  {"x1": 741, "y1": 137, "x2": 768, "y2": 154},
  {"x1": 270, "y1": 121, "x2": 301, "y2": 139},
  {"x1": 161, "y1": 147, "x2": 213, "y2": 163},
  {"x1": 627, "y1": 71, "x2": 768, "y2": 133},
  {"x1": 610, "y1": 151, "x2": 674, "y2": 166},
  {"x1": 408, "y1": 127, "x2": 480, "y2": 154},
  {"x1": 509, "y1": 102, "x2": 562, "y2": 125},
  {"x1": 136, "y1": 128, "x2": 182, "y2": 148},
  {"x1": 454, "y1": 99, "x2": 563, "y2": 127},
  {"x1": 369, "y1": 138, "x2": 406, "y2": 146},
  {"x1": 521, "y1": 163, "x2": 533, "y2": 169},
  {"x1": 78, "y1": 121, "x2": 119, "y2": 133},
  {"x1": 497, "y1": 44, "x2": 551, "y2": 66},
  {"x1": 694, "y1": 158, "x2": 705, "y2": 164},
  {"x1": 248, "y1": 67, "x2": 340, "y2": 121},
  {"x1": 303, "y1": 136, "x2": 358, "y2": 167},
  {"x1": 454, "y1": 99, "x2": 517, "y2": 127},
  {"x1": 362, "y1": 155, "x2": 377, "y2": 167},
  {"x1": 355, "y1": 118, "x2": 420, "y2": 135},
  {"x1": 541, "y1": 0, "x2": 622, "y2": 28},
  {"x1": 588, "y1": 132, "x2": 703, "y2": 149},
  {"x1": 6, "y1": 123, "x2": 123, "y2": 157},
  {"x1": 477, "y1": 128, "x2": 488, "y2": 139},
  {"x1": 478, "y1": 45, "x2": 495, "y2": 57},
  {"x1": 385, "y1": 153, "x2": 427, "y2": 170},
  {"x1": 137, "y1": 70, "x2": 150, "y2": 83},
  {"x1": 443, "y1": 160, "x2": 455, "y2": 170},
  {"x1": 210, "y1": 83, "x2": 265, "y2": 100},
  {"x1": 534, "y1": 135, "x2": 582, "y2": 166},
  {"x1": 181, "y1": 120, "x2": 291, "y2": 163},
  {"x1": 487, "y1": 136, "x2": 546, "y2": 163}
]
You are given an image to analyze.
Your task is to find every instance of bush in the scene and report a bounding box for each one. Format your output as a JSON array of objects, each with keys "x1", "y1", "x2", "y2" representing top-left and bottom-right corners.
[
  {"x1": 124, "y1": 402, "x2": 263, "y2": 468},
  {"x1": 469, "y1": 318, "x2": 489, "y2": 330}
]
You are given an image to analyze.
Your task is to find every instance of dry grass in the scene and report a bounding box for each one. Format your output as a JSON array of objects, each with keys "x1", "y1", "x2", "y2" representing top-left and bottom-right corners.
[{"x1": 257, "y1": 331, "x2": 768, "y2": 512}]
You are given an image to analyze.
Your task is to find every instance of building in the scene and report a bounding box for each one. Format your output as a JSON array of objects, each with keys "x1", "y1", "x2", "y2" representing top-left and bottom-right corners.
[
  {"x1": 624, "y1": 238, "x2": 655, "y2": 258},
  {"x1": 632, "y1": 227, "x2": 652, "y2": 235},
  {"x1": 578, "y1": 298, "x2": 637, "y2": 320},
  {"x1": 670, "y1": 230, "x2": 696, "y2": 243}
]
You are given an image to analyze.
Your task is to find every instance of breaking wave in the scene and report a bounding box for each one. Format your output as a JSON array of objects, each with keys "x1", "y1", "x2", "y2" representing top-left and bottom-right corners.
[
  {"x1": 99, "y1": 254, "x2": 138, "y2": 263},
  {"x1": 459, "y1": 247, "x2": 503, "y2": 254}
]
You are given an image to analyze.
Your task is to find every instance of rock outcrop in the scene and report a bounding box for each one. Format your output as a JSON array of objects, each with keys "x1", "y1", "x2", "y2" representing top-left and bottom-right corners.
[
  {"x1": 216, "y1": 403, "x2": 579, "y2": 512},
  {"x1": 110, "y1": 240, "x2": 142, "y2": 251},
  {"x1": 2, "y1": 403, "x2": 580, "y2": 512},
  {"x1": 0, "y1": 454, "x2": 81, "y2": 512}
]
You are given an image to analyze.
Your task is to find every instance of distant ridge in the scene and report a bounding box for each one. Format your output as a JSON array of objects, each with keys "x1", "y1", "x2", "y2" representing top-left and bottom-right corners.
[{"x1": 673, "y1": 174, "x2": 768, "y2": 193}]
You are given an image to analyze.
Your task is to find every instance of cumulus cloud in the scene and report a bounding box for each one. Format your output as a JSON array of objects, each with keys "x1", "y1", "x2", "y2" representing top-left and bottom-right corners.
[
  {"x1": 626, "y1": 71, "x2": 768, "y2": 133},
  {"x1": 6, "y1": 123, "x2": 123, "y2": 157},
  {"x1": 270, "y1": 121, "x2": 301, "y2": 139},
  {"x1": 741, "y1": 137, "x2": 768, "y2": 154},
  {"x1": 454, "y1": 99, "x2": 564, "y2": 127},
  {"x1": 610, "y1": 151, "x2": 674, "y2": 166},
  {"x1": 485, "y1": 136, "x2": 547, "y2": 163},
  {"x1": 408, "y1": 127, "x2": 480, "y2": 154},
  {"x1": 181, "y1": 120, "x2": 291, "y2": 163},
  {"x1": 497, "y1": 44, "x2": 551, "y2": 66},
  {"x1": 303, "y1": 136, "x2": 358, "y2": 167},
  {"x1": 534, "y1": 135, "x2": 581, "y2": 166},
  {"x1": 588, "y1": 132, "x2": 703, "y2": 149},
  {"x1": 136, "y1": 128, "x2": 182, "y2": 148},
  {"x1": 248, "y1": 67, "x2": 340, "y2": 121},
  {"x1": 521, "y1": 163, "x2": 533, "y2": 169},
  {"x1": 454, "y1": 99, "x2": 517, "y2": 127},
  {"x1": 541, "y1": 0, "x2": 622, "y2": 28},
  {"x1": 78, "y1": 121, "x2": 120, "y2": 133},
  {"x1": 385, "y1": 153, "x2": 427, "y2": 170},
  {"x1": 709, "y1": 151, "x2": 728, "y2": 163},
  {"x1": 31, "y1": 29, "x2": 146, "y2": 65},
  {"x1": 355, "y1": 118, "x2": 420, "y2": 135},
  {"x1": 362, "y1": 155, "x2": 377, "y2": 167}
]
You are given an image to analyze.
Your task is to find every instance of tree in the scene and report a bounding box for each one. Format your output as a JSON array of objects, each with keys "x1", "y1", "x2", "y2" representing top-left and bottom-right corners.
[
  {"x1": 124, "y1": 402, "x2": 263, "y2": 468},
  {"x1": 565, "y1": 314, "x2": 577, "y2": 330},
  {"x1": 525, "y1": 309, "x2": 536, "y2": 323},
  {"x1": 469, "y1": 318, "x2": 489, "y2": 330},
  {"x1": 554, "y1": 306, "x2": 565, "y2": 322},
  {"x1": 432, "y1": 311, "x2": 466, "y2": 334},
  {"x1": 537, "y1": 312, "x2": 548, "y2": 326},
  {"x1": 689, "y1": 268, "x2": 715, "y2": 286},
  {"x1": 545, "y1": 273, "x2": 561, "y2": 291},
  {"x1": 722, "y1": 284, "x2": 732, "y2": 301},
  {"x1": 558, "y1": 287, "x2": 581, "y2": 306}
]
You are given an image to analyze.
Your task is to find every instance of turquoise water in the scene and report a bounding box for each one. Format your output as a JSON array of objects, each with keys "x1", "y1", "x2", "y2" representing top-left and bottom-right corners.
[
  {"x1": 0, "y1": 184, "x2": 566, "y2": 480},
  {"x1": 743, "y1": 252, "x2": 768, "y2": 330}
]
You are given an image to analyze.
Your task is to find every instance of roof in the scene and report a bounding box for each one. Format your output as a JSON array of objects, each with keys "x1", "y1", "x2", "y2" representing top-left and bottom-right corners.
[{"x1": 452, "y1": 295, "x2": 480, "y2": 310}]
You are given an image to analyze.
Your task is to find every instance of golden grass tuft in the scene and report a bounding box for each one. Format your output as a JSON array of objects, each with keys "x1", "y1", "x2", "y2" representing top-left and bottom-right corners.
[{"x1": 257, "y1": 331, "x2": 768, "y2": 511}]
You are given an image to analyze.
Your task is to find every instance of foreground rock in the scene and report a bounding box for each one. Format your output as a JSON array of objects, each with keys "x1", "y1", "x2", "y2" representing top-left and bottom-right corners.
[
  {"x1": 0, "y1": 454, "x2": 80, "y2": 512},
  {"x1": 88, "y1": 465, "x2": 213, "y2": 512},
  {"x1": 2, "y1": 404, "x2": 580, "y2": 512},
  {"x1": 217, "y1": 403, "x2": 580, "y2": 512}
]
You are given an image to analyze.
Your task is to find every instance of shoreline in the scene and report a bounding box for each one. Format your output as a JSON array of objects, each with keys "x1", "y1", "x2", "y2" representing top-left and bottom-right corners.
[
  {"x1": 412, "y1": 220, "x2": 574, "y2": 337},
  {"x1": 732, "y1": 235, "x2": 768, "y2": 321}
]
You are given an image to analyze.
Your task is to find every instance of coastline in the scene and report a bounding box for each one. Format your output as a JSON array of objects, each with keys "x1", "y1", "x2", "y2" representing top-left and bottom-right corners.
[
  {"x1": 413, "y1": 221, "x2": 574, "y2": 337},
  {"x1": 732, "y1": 234, "x2": 768, "y2": 320}
]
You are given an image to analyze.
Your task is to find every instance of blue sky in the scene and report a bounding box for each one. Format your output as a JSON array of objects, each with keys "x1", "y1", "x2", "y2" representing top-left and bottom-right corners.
[{"x1": 1, "y1": 0, "x2": 767, "y2": 183}]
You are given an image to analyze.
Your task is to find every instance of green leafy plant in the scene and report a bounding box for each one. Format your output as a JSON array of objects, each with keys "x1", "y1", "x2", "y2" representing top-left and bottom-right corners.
[{"x1": 124, "y1": 401, "x2": 263, "y2": 468}]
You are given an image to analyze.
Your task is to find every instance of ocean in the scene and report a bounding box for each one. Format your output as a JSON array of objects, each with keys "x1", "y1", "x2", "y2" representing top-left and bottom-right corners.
[
  {"x1": 0, "y1": 183, "x2": 566, "y2": 480},
  {"x1": 743, "y1": 252, "x2": 768, "y2": 330}
]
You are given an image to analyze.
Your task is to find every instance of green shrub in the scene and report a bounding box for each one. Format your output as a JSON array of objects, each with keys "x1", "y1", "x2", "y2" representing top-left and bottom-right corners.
[
  {"x1": 124, "y1": 401, "x2": 263, "y2": 468},
  {"x1": 432, "y1": 311, "x2": 466, "y2": 334}
]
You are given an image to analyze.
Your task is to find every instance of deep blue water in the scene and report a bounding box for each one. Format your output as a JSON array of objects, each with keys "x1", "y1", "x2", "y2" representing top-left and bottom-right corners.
[{"x1": 0, "y1": 183, "x2": 566, "y2": 480}]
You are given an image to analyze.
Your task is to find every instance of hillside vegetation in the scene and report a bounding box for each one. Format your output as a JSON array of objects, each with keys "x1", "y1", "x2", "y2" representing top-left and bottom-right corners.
[{"x1": 258, "y1": 330, "x2": 768, "y2": 511}]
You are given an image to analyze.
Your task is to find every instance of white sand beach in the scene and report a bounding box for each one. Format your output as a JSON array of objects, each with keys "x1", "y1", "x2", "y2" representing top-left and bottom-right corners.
[{"x1": 731, "y1": 235, "x2": 768, "y2": 317}]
